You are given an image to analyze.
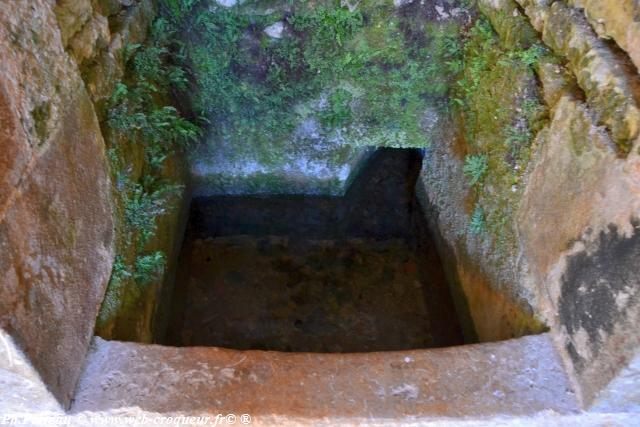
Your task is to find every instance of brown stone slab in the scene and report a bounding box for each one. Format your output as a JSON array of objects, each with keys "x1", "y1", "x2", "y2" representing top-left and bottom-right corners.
[{"x1": 72, "y1": 333, "x2": 579, "y2": 420}]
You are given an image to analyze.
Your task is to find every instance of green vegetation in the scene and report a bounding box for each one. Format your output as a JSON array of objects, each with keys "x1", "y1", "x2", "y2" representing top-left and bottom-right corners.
[
  {"x1": 160, "y1": 0, "x2": 463, "y2": 153},
  {"x1": 463, "y1": 154, "x2": 488, "y2": 186},
  {"x1": 32, "y1": 102, "x2": 50, "y2": 144},
  {"x1": 97, "y1": 16, "x2": 200, "y2": 330},
  {"x1": 469, "y1": 205, "x2": 486, "y2": 234},
  {"x1": 134, "y1": 251, "x2": 167, "y2": 285},
  {"x1": 122, "y1": 178, "x2": 183, "y2": 250},
  {"x1": 453, "y1": 18, "x2": 547, "y2": 245},
  {"x1": 320, "y1": 88, "x2": 354, "y2": 128},
  {"x1": 107, "y1": 20, "x2": 200, "y2": 166},
  {"x1": 97, "y1": 0, "x2": 553, "y2": 328},
  {"x1": 110, "y1": 255, "x2": 133, "y2": 284},
  {"x1": 511, "y1": 44, "x2": 545, "y2": 67}
]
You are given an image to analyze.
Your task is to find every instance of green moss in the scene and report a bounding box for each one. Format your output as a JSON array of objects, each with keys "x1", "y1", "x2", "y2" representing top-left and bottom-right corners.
[
  {"x1": 196, "y1": 171, "x2": 346, "y2": 196},
  {"x1": 96, "y1": 17, "x2": 197, "y2": 333},
  {"x1": 320, "y1": 88, "x2": 354, "y2": 128},
  {"x1": 162, "y1": 0, "x2": 463, "y2": 152},
  {"x1": 454, "y1": 18, "x2": 548, "y2": 252},
  {"x1": 95, "y1": 256, "x2": 129, "y2": 330},
  {"x1": 487, "y1": 9, "x2": 539, "y2": 50},
  {"x1": 31, "y1": 102, "x2": 50, "y2": 144},
  {"x1": 134, "y1": 251, "x2": 167, "y2": 284}
]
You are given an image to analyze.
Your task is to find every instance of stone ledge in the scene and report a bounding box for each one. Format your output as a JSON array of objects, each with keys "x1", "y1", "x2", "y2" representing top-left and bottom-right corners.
[{"x1": 71, "y1": 334, "x2": 579, "y2": 418}]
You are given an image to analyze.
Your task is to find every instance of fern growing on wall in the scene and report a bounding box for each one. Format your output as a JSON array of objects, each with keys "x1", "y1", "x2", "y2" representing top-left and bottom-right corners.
[
  {"x1": 463, "y1": 154, "x2": 488, "y2": 186},
  {"x1": 97, "y1": 15, "x2": 201, "y2": 333},
  {"x1": 469, "y1": 205, "x2": 486, "y2": 234}
]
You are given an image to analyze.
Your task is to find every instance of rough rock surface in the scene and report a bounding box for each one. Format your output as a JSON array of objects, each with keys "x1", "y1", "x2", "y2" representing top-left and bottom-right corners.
[
  {"x1": 478, "y1": 0, "x2": 538, "y2": 49},
  {"x1": 567, "y1": 0, "x2": 640, "y2": 73},
  {"x1": 0, "y1": 330, "x2": 62, "y2": 414},
  {"x1": 172, "y1": 236, "x2": 463, "y2": 352},
  {"x1": 1, "y1": 0, "x2": 640, "y2": 419},
  {"x1": 71, "y1": 334, "x2": 578, "y2": 417},
  {"x1": 512, "y1": 0, "x2": 640, "y2": 152},
  {"x1": 1, "y1": 0, "x2": 188, "y2": 408},
  {"x1": 417, "y1": 118, "x2": 546, "y2": 343},
  {"x1": 519, "y1": 94, "x2": 640, "y2": 405},
  {"x1": 0, "y1": 0, "x2": 113, "y2": 406},
  {"x1": 191, "y1": 133, "x2": 371, "y2": 197},
  {"x1": 423, "y1": 0, "x2": 640, "y2": 408},
  {"x1": 264, "y1": 21, "x2": 284, "y2": 38},
  {"x1": 591, "y1": 350, "x2": 640, "y2": 413},
  {"x1": 74, "y1": 0, "x2": 192, "y2": 345},
  {"x1": 81, "y1": 0, "x2": 156, "y2": 105}
]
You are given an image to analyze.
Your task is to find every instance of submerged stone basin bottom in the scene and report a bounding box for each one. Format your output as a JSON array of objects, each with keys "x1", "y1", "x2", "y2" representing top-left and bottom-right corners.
[
  {"x1": 171, "y1": 236, "x2": 462, "y2": 352},
  {"x1": 166, "y1": 149, "x2": 463, "y2": 352}
]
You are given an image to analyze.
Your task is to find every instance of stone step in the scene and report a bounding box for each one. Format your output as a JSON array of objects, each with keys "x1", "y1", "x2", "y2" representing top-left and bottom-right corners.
[{"x1": 71, "y1": 333, "x2": 579, "y2": 422}]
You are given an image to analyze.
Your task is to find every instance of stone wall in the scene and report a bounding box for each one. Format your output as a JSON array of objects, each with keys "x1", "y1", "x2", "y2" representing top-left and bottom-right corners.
[
  {"x1": 419, "y1": 0, "x2": 640, "y2": 407},
  {"x1": 0, "y1": 0, "x2": 189, "y2": 407},
  {"x1": 0, "y1": 0, "x2": 115, "y2": 407}
]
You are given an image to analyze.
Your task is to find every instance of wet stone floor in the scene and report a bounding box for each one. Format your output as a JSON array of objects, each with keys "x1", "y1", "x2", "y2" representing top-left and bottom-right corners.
[{"x1": 167, "y1": 149, "x2": 464, "y2": 352}]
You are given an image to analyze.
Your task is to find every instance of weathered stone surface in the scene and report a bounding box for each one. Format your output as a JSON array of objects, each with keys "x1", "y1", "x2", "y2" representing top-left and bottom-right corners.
[
  {"x1": 1, "y1": 0, "x2": 639, "y2": 418},
  {"x1": 80, "y1": 0, "x2": 156, "y2": 105},
  {"x1": 516, "y1": 93, "x2": 640, "y2": 404},
  {"x1": 479, "y1": 0, "x2": 581, "y2": 115},
  {"x1": 514, "y1": 0, "x2": 640, "y2": 152},
  {"x1": 94, "y1": 0, "x2": 134, "y2": 18},
  {"x1": 106, "y1": 0, "x2": 156, "y2": 52},
  {"x1": 185, "y1": 5, "x2": 376, "y2": 196},
  {"x1": 264, "y1": 21, "x2": 284, "y2": 39},
  {"x1": 421, "y1": 86, "x2": 640, "y2": 412},
  {"x1": 417, "y1": 127, "x2": 547, "y2": 343},
  {"x1": 0, "y1": 330, "x2": 61, "y2": 414},
  {"x1": 95, "y1": 153, "x2": 191, "y2": 344},
  {"x1": 67, "y1": 12, "x2": 111, "y2": 66},
  {"x1": 591, "y1": 349, "x2": 640, "y2": 412},
  {"x1": 478, "y1": 0, "x2": 539, "y2": 49},
  {"x1": 417, "y1": 15, "x2": 549, "y2": 343},
  {"x1": 567, "y1": 0, "x2": 640, "y2": 73},
  {"x1": 0, "y1": 0, "x2": 114, "y2": 406},
  {"x1": 517, "y1": 97, "x2": 619, "y2": 281},
  {"x1": 54, "y1": 0, "x2": 94, "y2": 47},
  {"x1": 393, "y1": 0, "x2": 416, "y2": 8},
  {"x1": 72, "y1": 334, "x2": 578, "y2": 417},
  {"x1": 187, "y1": 148, "x2": 431, "y2": 241},
  {"x1": 171, "y1": 231, "x2": 463, "y2": 351},
  {"x1": 420, "y1": 1, "x2": 640, "y2": 407},
  {"x1": 185, "y1": 1, "x2": 466, "y2": 196},
  {"x1": 191, "y1": 134, "x2": 371, "y2": 197},
  {"x1": 535, "y1": 56, "x2": 581, "y2": 111},
  {"x1": 557, "y1": 221, "x2": 640, "y2": 405},
  {"x1": 216, "y1": 0, "x2": 244, "y2": 7},
  {"x1": 78, "y1": 0, "x2": 191, "y2": 345},
  {"x1": 513, "y1": 0, "x2": 550, "y2": 32},
  {"x1": 0, "y1": 76, "x2": 30, "y2": 216}
]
